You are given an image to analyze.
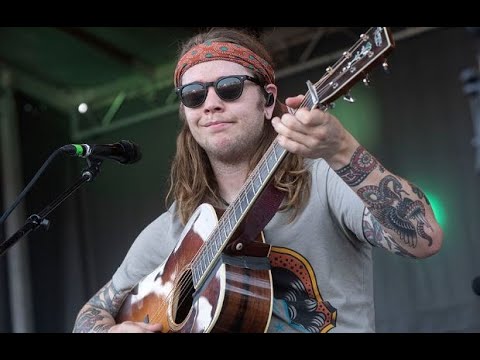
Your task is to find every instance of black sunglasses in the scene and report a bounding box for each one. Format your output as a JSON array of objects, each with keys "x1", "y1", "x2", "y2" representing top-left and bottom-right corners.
[{"x1": 175, "y1": 75, "x2": 263, "y2": 108}]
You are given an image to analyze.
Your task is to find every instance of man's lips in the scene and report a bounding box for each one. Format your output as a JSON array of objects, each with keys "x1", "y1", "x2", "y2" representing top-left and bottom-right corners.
[{"x1": 204, "y1": 121, "x2": 232, "y2": 128}]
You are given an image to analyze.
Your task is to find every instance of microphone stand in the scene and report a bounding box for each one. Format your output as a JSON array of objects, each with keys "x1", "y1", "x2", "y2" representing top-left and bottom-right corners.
[{"x1": 0, "y1": 158, "x2": 103, "y2": 257}]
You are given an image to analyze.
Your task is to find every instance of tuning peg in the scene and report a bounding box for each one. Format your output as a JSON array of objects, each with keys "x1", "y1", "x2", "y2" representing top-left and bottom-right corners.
[
  {"x1": 382, "y1": 60, "x2": 390, "y2": 73},
  {"x1": 360, "y1": 33, "x2": 369, "y2": 41},
  {"x1": 343, "y1": 93, "x2": 355, "y2": 103},
  {"x1": 328, "y1": 102, "x2": 336, "y2": 109},
  {"x1": 362, "y1": 75, "x2": 371, "y2": 87}
]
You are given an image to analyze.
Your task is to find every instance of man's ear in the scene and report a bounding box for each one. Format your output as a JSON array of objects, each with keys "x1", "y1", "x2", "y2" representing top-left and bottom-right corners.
[
  {"x1": 265, "y1": 92, "x2": 275, "y2": 107},
  {"x1": 264, "y1": 84, "x2": 277, "y2": 120}
]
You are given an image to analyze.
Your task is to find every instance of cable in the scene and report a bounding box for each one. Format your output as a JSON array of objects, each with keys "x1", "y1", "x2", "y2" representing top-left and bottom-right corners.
[{"x1": 0, "y1": 147, "x2": 63, "y2": 225}]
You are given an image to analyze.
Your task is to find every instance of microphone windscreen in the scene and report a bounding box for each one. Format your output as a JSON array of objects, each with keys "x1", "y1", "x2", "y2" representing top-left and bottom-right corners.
[{"x1": 120, "y1": 140, "x2": 142, "y2": 164}]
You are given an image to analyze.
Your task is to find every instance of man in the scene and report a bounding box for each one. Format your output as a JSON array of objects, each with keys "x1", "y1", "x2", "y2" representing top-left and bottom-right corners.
[{"x1": 73, "y1": 27, "x2": 442, "y2": 333}]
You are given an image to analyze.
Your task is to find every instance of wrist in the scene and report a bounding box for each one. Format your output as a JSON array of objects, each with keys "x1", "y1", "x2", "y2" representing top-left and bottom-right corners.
[
  {"x1": 327, "y1": 134, "x2": 359, "y2": 170},
  {"x1": 335, "y1": 145, "x2": 379, "y2": 187}
]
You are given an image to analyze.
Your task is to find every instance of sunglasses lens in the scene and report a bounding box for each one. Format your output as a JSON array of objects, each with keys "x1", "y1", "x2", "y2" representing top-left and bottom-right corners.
[
  {"x1": 179, "y1": 76, "x2": 251, "y2": 108},
  {"x1": 181, "y1": 83, "x2": 206, "y2": 108},
  {"x1": 216, "y1": 77, "x2": 243, "y2": 101}
]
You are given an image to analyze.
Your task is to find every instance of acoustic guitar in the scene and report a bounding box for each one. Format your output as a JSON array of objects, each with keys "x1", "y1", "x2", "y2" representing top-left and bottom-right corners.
[{"x1": 116, "y1": 26, "x2": 395, "y2": 332}]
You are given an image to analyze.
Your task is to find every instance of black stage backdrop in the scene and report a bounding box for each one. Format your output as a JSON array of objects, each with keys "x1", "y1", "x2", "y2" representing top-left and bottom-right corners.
[{"x1": 1, "y1": 27, "x2": 479, "y2": 332}]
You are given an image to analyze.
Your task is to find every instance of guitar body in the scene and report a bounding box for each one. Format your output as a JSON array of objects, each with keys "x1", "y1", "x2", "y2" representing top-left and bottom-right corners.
[{"x1": 116, "y1": 203, "x2": 273, "y2": 332}]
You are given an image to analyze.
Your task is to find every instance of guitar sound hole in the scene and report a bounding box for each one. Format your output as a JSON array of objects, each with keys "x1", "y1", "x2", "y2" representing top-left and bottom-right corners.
[{"x1": 173, "y1": 269, "x2": 194, "y2": 324}]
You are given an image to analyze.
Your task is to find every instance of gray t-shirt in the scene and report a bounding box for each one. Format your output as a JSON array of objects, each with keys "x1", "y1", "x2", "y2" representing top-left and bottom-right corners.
[{"x1": 112, "y1": 158, "x2": 373, "y2": 332}]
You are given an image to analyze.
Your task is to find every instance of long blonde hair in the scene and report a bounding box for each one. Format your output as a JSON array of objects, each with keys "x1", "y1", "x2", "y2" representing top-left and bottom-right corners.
[{"x1": 166, "y1": 28, "x2": 311, "y2": 224}]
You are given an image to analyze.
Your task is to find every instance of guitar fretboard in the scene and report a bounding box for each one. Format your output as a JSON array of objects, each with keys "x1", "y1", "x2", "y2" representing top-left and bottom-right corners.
[{"x1": 191, "y1": 141, "x2": 287, "y2": 286}]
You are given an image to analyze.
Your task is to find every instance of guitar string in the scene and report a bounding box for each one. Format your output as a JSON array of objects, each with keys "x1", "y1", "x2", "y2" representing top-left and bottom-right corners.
[{"x1": 151, "y1": 29, "x2": 387, "y2": 327}]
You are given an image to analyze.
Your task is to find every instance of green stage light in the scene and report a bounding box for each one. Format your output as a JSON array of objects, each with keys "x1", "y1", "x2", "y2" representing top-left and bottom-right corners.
[
  {"x1": 330, "y1": 85, "x2": 381, "y2": 149},
  {"x1": 424, "y1": 191, "x2": 446, "y2": 232}
]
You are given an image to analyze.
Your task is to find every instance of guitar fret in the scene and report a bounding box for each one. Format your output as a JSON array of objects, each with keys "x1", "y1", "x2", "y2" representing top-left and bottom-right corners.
[
  {"x1": 214, "y1": 232, "x2": 222, "y2": 254},
  {"x1": 237, "y1": 193, "x2": 244, "y2": 212},
  {"x1": 215, "y1": 232, "x2": 223, "y2": 252},
  {"x1": 199, "y1": 255, "x2": 206, "y2": 275},
  {"x1": 247, "y1": 182, "x2": 255, "y2": 202},
  {"x1": 221, "y1": 220, "x2": 228, "y2": 241},
  {"x1": 271, "y1": 148, "x2": 278, "y2": 161},
  {"x1": 264, "y1": 157, "x2": 271, "y2": 172},
  {"x1": 253, "y1": 171, "x2": 262, "y2": 191},
  {"x1": 207, "y1": 239, "x2": 214, "y2": 260},
  {"x1": 274, "y1": 142, "x2": 285, "y2": 158},
  {"x1": 266, "y1": 154, "x2": 276, "y2": 171},
  {"x1": 259, "y1": 164, "x2": 268, "y2": 182},
  {"x1": 233, "y1": 203, "x2": 241, "y2": 222},
  {"x1": 240, "y1": 195, "x2": 248, "y2": 215},
  {"x1": 203, "y1": 253, "x2": 209, "y2": 272}
]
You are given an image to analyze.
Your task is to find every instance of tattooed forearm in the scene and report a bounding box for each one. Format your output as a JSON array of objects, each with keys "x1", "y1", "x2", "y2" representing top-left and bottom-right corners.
[
  {"x1": 89, "y1": 280, "x2": 128, "y2": 318},
  {"x1": 362, "y1": 208, "x2": 415, "y2": 258},
  {"x1": 74, "y1": 308, "x2": 109, "y2": 333},
  {"x1": 338, "y1": 147, "x2": 441, "y2": 258},
  {"x1": 336, "y1": 146, "x2": 384, "y2": 186},
  {"x1": 357, "y1": 175, "x2": 433, "y2": 248},
  {"x1": 73, "y1": 280, "x2": 128, "y2": 333}
]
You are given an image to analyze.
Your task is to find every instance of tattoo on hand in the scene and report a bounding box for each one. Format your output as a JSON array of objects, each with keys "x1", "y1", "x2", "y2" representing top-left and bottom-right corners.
[
  {"x1": 358, "y1": 175, "x2": 433, "y2": 248},
  {"x1": 336, "y1": 146, "x2": 380, "y2": 186}
]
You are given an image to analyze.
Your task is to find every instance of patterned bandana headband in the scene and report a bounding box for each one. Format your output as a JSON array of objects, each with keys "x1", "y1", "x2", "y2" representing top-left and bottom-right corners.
[{"x1": 174, "y1": 41, "x2": 275, "y2": 87}]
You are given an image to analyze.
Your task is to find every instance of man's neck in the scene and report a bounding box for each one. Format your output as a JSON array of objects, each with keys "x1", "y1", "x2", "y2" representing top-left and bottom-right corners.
[{"x1": 210, "y1": 160, "x2": 250, "y2": 205}]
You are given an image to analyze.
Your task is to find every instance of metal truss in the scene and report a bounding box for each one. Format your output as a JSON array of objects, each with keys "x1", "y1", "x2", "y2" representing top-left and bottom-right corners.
[{"x1": 67, "y1": 27, "x2": 441, "y2": 141}]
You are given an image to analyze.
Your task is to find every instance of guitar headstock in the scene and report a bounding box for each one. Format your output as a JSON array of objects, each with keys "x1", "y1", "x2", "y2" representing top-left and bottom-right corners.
[{"x1": 303, "y1": 27, "x2": 395, "y2": 109}]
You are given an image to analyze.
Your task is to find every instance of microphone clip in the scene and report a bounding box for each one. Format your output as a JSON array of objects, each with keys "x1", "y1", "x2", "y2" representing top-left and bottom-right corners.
[
  {"x1": 82, "y1": 157, "x2": 103, "y2": 182},
  {"x1": 27, "y1": 214, "x2": 50, "y2": 231}
]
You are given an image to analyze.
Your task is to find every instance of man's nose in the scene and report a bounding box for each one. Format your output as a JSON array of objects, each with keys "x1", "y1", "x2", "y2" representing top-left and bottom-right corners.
[{"x1": 203, "y1": 86, "x2": 223, "y2": 110}]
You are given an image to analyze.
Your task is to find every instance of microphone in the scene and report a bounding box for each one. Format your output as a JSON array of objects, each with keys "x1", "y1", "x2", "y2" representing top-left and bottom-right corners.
[{"x1": 61, "y1": 140, "x2": 142, "y2": 164}]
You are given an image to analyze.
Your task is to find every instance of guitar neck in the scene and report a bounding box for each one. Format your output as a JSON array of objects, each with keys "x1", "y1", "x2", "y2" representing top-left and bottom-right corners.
[{"x1": 192, "y1": 140, "x2": 287, "y2": 287}]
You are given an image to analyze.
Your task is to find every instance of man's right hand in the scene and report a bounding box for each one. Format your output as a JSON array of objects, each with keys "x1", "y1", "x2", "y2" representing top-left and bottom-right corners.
[{"x1": 108, "y1": 321, "x2": 163, "y2": 333}]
